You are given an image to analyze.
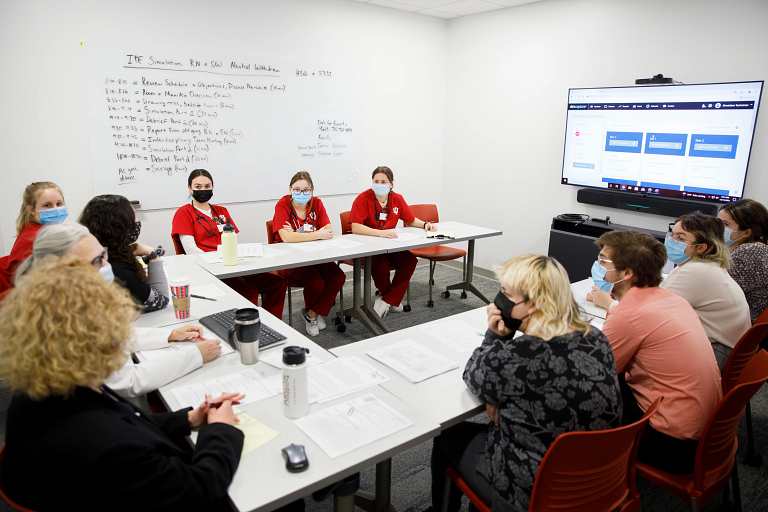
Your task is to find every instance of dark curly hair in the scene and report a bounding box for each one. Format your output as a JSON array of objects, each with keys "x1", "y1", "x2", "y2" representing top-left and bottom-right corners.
[{"x1": 79, "y1": 195, "x2": 146, "y2": 282}]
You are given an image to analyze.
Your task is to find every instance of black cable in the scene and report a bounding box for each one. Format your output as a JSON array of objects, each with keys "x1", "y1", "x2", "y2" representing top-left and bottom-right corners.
[{"x1": 556, "y1": 213, "x2": 590, "y2": 226}]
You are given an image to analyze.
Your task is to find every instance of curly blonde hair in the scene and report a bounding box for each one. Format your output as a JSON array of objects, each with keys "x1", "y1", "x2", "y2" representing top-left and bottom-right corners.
[
  {"x1": 495, "y1": 254, "x2": 591, "y2": 341},
  {"x1": 0, "y1": 256, "x2": 135, "y2": 400}
]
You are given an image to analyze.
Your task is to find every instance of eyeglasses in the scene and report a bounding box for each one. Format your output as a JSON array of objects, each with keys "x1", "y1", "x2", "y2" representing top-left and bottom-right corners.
[
  {"x1": 291, "y1": 188, "x2": 312, "y2": 195},
  {"x1": 665, "y1": 231, "x2": 697, "y2": 244},
  {"x1": 91, "y1": 247, "x2": 108, "y2": 269}
]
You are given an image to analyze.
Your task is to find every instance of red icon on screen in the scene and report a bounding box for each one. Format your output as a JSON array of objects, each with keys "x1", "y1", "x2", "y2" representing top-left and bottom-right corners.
[{"x1": 575, "y1": 132, "x2": 580, "y2": 136}]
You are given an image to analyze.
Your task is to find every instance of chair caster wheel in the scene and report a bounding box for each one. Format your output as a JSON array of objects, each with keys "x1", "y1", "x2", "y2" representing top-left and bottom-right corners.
[
  {"x1": 427, "y1": 300, "x2": 434, "y2": 307},
  {"x1": 337, "y1": 324, "x2": 347, "y2": 333},
  {"x1": 746, "y1": 452, "x2": 763, "y2": 467},
  {"x1": 460, "y1": 291, "x2": 468, "y2": 299},
  {"x1": 431, "y1": 279, "x2": 435, "y2": 285},
  {"x1": 333, "y1": 317, "x2": 342, "y2": 325},
  {"x1": 374, "y1": 290, "x2": 380, "y2": 296},
  {"x1": 345, "y1": 316, "x2": 353, "y2": 323},
  {"x1": 403, "y1": 305, "x2": 411, "y2": 312},
  {"x1": 441, "y1": 291, "x2": 450, "y2": 299}
]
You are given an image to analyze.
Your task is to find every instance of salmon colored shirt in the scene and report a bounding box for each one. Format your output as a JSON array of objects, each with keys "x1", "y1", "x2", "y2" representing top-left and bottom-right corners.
[{"x1": 602, "y1": 286, "x2": 722, "y2": 440}]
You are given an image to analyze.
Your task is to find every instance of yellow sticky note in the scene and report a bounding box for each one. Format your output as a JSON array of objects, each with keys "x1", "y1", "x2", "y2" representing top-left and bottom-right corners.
[{"x1": 234, "y1": 408, "x2": 279, "y2": 457}]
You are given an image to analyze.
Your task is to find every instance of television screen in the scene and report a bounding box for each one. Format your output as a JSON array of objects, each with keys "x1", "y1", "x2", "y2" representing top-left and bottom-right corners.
[{"x1": 561, "y1": 81, "x2": 763, "y2": 203}]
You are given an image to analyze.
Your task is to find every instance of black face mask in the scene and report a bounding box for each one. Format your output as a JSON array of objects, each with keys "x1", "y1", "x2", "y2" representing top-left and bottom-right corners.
[
  {"x1": 192, "y1": 189, "x2": 213, "y2": 203},
  {"x1": 494, "y1": 291, "x2": 527, "y2": 332}
]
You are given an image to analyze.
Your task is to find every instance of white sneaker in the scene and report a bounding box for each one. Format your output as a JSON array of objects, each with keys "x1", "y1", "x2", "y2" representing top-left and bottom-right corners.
[
  {"x1": 373, "y1": 296, "x2": 390, "y2": 318},
  {"x1": 302, "y1": 308, "x2": 319, "y2": 336},
  {"x1": 389, "y1": 303, "x2": 404, "y2": 313},
  {"x1": 317, "y1": 315, "x2": 327, "y2": 330}
]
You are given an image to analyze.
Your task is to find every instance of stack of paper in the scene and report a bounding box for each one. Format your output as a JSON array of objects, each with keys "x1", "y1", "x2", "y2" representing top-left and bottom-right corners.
[
  {"x1": 367, "y1": 339, "x2": 459, "y2": 383},
  {"x1": 293, "y1": 393, "x2": 414, "y2": 459},
  {"x1": 420, "y1": 320, "x2": 484, "y2": 353},
  {"x1": 171, "y1": 369, "x2": 280, "y2": 409},
  {"x1": 308, "y1": 356, "x2": 389, "y2": 404}
]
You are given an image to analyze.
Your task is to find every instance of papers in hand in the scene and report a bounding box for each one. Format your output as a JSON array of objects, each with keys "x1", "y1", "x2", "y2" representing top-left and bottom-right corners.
[
  {"x1": 389, "y1": 232, "x2": 423, "y2": 242},
  {"x1": 171, "y1": 369, "x2": 279, "y2": 409},
  {"x1": 293, "y1": 393, "x2": 414, "y2": 459},
  {"x1": 420, "y1": 320, "x2": 484, "y2": 353},
  {"x1": 308, "y1": 356, "x2": 389, "y2": 404},
  {"x1": 367, "y1": 339, "x2": 458, "y2": 383}
]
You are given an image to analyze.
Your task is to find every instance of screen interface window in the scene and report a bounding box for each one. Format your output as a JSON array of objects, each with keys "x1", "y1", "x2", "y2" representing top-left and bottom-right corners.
[{"x1": 561, "y1": 82, "x2": 763, "y2": 203}]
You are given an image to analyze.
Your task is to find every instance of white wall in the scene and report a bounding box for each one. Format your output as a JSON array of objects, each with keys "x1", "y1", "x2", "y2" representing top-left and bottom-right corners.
[
  {"x1": 442, "y1": 0, "x2": 768, "y2": 271},
  {"x1": 0, "y1": 0, "x2": 447, "y2": 252}
]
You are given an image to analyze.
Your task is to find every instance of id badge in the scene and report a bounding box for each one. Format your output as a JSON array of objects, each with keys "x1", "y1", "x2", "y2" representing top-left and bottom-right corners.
[
  {"x1": 379, "y1": 212, "x2": 388, "y2": 221},
  {"x1": 303, "y1": 223, "x2": 314, "y2": 232}
]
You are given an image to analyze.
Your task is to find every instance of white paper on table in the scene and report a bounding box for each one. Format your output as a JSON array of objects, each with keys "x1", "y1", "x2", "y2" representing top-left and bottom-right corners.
[
  {"x1": 590, "y1": 317, "x2": 605, "y2": 330},
  {"x1": 139, "y1": 340, "x2": 235, "y2": 361},
  {"x1": 290, "y1": 240, "x2": 332, "y2": 253},
  {"x1": 325, "y1": 238, "x2": 365, "y2": 250},
  {"x1": 171, "y1": 369, "x2": 278, "y2": 409},
  {"x1": 199, "y1": 252, "x2": 223, "y2": 264},
  {"x1": 389, "y1": 232, "x2": 423, "y2": 242},
  {"x1": 366, "y1": 339, "x2": 459, "y2": 383},
  {"x1": 570, "y1": 279, "x2": 607, "y2": 320},
  {"x1": 293, "y1": 393, "x2": 414, "y2": 459},
  {"x1": 263, "y1": 246, "x2": 290, "y2": 259},
  {"x1": 237, "y1": 243, "x2": 264, "y2": 257},
  {"x1": 259, "y1": 350, "x2": 324, "y2": 369},
  {"x1": 190, "y1": 284, "x2": 227, "y2": 299},
  {"x1": 309, "y1": 356, "x2": 390, "y2": 404},
  {"x1": 420, "y1": 320, "x2": 484, "y2": 353}
]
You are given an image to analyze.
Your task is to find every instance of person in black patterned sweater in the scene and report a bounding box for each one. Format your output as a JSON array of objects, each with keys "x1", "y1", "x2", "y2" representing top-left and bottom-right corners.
[
  {"x1": 429, "y1": 254, "x2": 622, "y2": 512},
  {"x1": 719, "y1": 198, "x2": 768, "y2": 323}
]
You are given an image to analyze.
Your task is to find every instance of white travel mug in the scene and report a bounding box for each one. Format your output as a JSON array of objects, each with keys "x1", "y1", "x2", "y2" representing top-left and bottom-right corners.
[{"x1": 282, "y1": 346, "x2": 309, "y2": 419}]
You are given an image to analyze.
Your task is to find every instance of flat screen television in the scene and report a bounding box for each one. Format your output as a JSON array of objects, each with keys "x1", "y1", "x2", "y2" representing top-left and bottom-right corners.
[{"x1": 561, "y1": 81, "x2": 763, "y2": 204}]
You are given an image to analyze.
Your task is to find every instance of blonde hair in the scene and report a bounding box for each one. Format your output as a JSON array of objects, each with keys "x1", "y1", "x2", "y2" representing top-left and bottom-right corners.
[
  {"x1": 15, "y1": 181, "x2": 64, "y2": 235},
  {"x1": 0, "y1": 256, "x2": 134, "y2": 400},
  {"x1": 676, "y1": 212, "x2": 732, "y2": 269},
  {"x1": 495, "y1": 254, "x2": 591, "y2": 341}
]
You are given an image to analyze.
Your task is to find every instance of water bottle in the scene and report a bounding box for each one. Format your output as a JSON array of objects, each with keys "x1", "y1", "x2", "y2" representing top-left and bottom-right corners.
[
  {"x1": 228, "y1": 308, "x2": 261, "y2": 365},
  {"x1": 283, "y1": 346, "x2": 309, "y2": 418},
  {"x1": 222, "y1": 218, "x2": 237, "y2": 266}
]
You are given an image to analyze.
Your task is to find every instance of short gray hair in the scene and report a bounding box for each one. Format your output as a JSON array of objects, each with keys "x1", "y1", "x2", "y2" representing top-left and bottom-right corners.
[{"x1": 16, "y1": 224, "x2": 91, "y2": 278}]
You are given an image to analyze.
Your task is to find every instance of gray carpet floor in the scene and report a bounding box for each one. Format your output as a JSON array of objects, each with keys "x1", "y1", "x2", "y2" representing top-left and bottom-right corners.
[{"x1": 2, "y1": 263, "x2": 767, "y2": 511}]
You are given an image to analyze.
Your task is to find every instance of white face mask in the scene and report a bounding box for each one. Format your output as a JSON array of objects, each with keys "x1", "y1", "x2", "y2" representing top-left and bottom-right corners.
[{"x1": 99, "y1": 263, "x2": 114, "y2": 283}]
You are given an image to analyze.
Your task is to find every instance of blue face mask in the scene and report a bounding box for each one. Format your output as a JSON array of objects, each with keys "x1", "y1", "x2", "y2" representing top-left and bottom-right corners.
[
  {"x1": 292, "y1": 192, "x2": 312, "y2": 205},
  {"x1": 591, "y1": 260, "x2": 625, "y2": 293},
  {"x1": 724, "y1": 227, "x2": 742, "y2": 246},
  {"x1": 372, "y1": 183, "x2": 391, "y2": 197},
  {"x1": 38, "y1": 206, "x2": 68, "y2": 225},
  {"x1": 665, "y1": 236, "x2": 693, "y2": 265},
  {"x1": 99, "y1": 263, "x2": 114, "y2": 283}
]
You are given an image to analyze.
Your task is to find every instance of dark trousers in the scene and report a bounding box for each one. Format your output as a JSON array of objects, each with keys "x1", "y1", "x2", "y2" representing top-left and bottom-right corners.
[
  {"x1": 431, "y1": 422, "x2": 494, "y2": 512},
  {"x1": 619, "y1": 373, "x2": 699, "y2": 474},
  {"x1": 224, "y1": 273, "x2": 288, "y2": 319}
]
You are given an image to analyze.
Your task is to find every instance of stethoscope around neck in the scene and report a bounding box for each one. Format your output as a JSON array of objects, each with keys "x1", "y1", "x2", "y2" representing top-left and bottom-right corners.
[
  {"x1": 374, "y1": 192, "x2": 391, "y2": 228},
  {"x1": 289, "y1": 201, "x2": 316, "y2": 232},
  {"x1": 192, "y1": 202, "x2": 222, "y2": 237}
]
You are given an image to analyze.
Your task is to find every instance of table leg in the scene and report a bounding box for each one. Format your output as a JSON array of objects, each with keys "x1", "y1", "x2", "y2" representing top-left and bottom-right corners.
[
  {"x1": 445, "y1": 239, "x2": 491, "y2": 304},
  {"x1": 352, "y1": 257, "x2": 381, "y2": 335},
  {"x1": 354, "y1": 459, "x2": 395, "y2": 512},
  {"x1": 362, "y1": 257, "x2": 390, "y2": 334}
]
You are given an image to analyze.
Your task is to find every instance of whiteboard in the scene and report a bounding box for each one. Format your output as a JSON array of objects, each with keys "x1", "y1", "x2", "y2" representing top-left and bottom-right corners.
[{"x1": 80, "y1": 42, "x2": 362, "y2": 210}]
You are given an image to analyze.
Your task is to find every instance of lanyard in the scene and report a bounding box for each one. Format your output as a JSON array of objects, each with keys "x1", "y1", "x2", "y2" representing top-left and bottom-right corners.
[
  {"x1": 193, "y1": 203, "x2": 221, "y2": 237},
  {"x1": 374, "y1": 193, "x2": 391, "y2": 229}
]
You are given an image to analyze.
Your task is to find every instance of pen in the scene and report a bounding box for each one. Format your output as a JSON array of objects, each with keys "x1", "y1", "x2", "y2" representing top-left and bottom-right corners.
[
  {"x1": 208, "y1": 401, "x2": 242, "y2": 409},
  {"x1": 191, "y1": 294, "x2": 217, "y2": 301},
  {"x1": 198, "y1": 335, "x2": 207, "y2": 341}
]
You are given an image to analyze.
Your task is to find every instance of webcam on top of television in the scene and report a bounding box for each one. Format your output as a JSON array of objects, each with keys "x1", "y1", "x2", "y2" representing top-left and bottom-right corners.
[{"x1": 635, "y1": 74, "x2": 676, "y2": 85}]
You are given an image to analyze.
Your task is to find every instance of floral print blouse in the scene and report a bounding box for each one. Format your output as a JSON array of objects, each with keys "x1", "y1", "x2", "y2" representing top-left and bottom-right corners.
[
  {"x1": 463, "y1": 327, "x2": 622, "y2": 512},
  {"x1": 728, "y1": 242, "x2": 768, "y2": 323}
]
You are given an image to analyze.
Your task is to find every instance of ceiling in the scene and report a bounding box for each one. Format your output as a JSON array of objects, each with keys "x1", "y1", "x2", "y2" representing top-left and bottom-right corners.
[{"x1": 348, "y1": 0, "x2": 542, "y2": 19}]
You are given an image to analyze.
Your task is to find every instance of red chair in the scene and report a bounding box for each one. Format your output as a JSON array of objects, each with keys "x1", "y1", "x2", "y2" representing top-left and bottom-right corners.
[
  {"x1": 340, "y1": 211, "x2": 411, "y2": 314},
  {"x1": 721, "y1": 323, "x2": 768, "y2": 467},
  {"x1": 0, "y1": 445, "x2": 38, "y2": 512},
  {"x1": 265, "y1": 220, "x2": 304, "y2": 328},
  {"x1": 756, "y1": 307, "x2": 768, "y2": 352},
  {"x1": 408, "y1": 204, "x2": 467, "y2": 307},
  {"x1": 442, "y1": 397, "x2": 662, "y2": 512},
  {"x1": 171, "y1": 233, "x2": 185, "y2": 255},
  {"x1": 636, "y1": 349, "x2": 768, "y2": 512}
]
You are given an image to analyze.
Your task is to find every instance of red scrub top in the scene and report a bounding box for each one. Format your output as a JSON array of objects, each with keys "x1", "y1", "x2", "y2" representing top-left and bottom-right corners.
[
  {"x1": 272, "y1": 196, "x2": 331, "y2": 243},
  {"x1": 349, "y1": 190, "x2": 415, "y2": 230},
  {"x1": 0, "y1": 222, "x2": 42, "y2": 292},
  {"x1": 171, "y1": 203, "x2": 239, "y2": 252}
]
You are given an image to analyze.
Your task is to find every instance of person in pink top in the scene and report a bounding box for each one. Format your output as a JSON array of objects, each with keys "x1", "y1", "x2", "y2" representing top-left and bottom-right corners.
[{"x1": 594, "y1": 230, "x2": 722, "y2": 474}]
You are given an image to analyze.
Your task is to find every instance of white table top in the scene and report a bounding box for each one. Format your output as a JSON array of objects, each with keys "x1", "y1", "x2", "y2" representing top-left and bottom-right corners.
[
  {"x1": 358, "y1": 221, "x2": 502, "y2": 252},
  {"x1": 196, "y1": 234, "x2": 386, "y2": 279},
  {"x1": 330, "y1": 307, "x2": 488, "y2": 429}
]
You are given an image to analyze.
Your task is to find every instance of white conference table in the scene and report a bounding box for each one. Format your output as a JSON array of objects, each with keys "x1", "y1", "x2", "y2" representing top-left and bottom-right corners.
[
  {"x1": 330, "y1": 307, "x2": 488, "y2": 429},
  {"x1": 192, "y1": 221, "x2": 502, "y2": 335}
]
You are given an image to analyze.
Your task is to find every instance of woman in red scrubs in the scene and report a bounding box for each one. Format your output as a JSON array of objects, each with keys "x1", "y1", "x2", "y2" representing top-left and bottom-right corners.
[
  {"x1": 171, "y1": 169, "x2": 288, "y2": 319},
  {"x1": 350, "y1": 166, "x2": 437, "y2": 318},
  {"x1": 273, "y1": 171, "x2": 346, "y2": 336},
  {"x1": 0, "y1": 181, "x2": 67, "y2": 293}
]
